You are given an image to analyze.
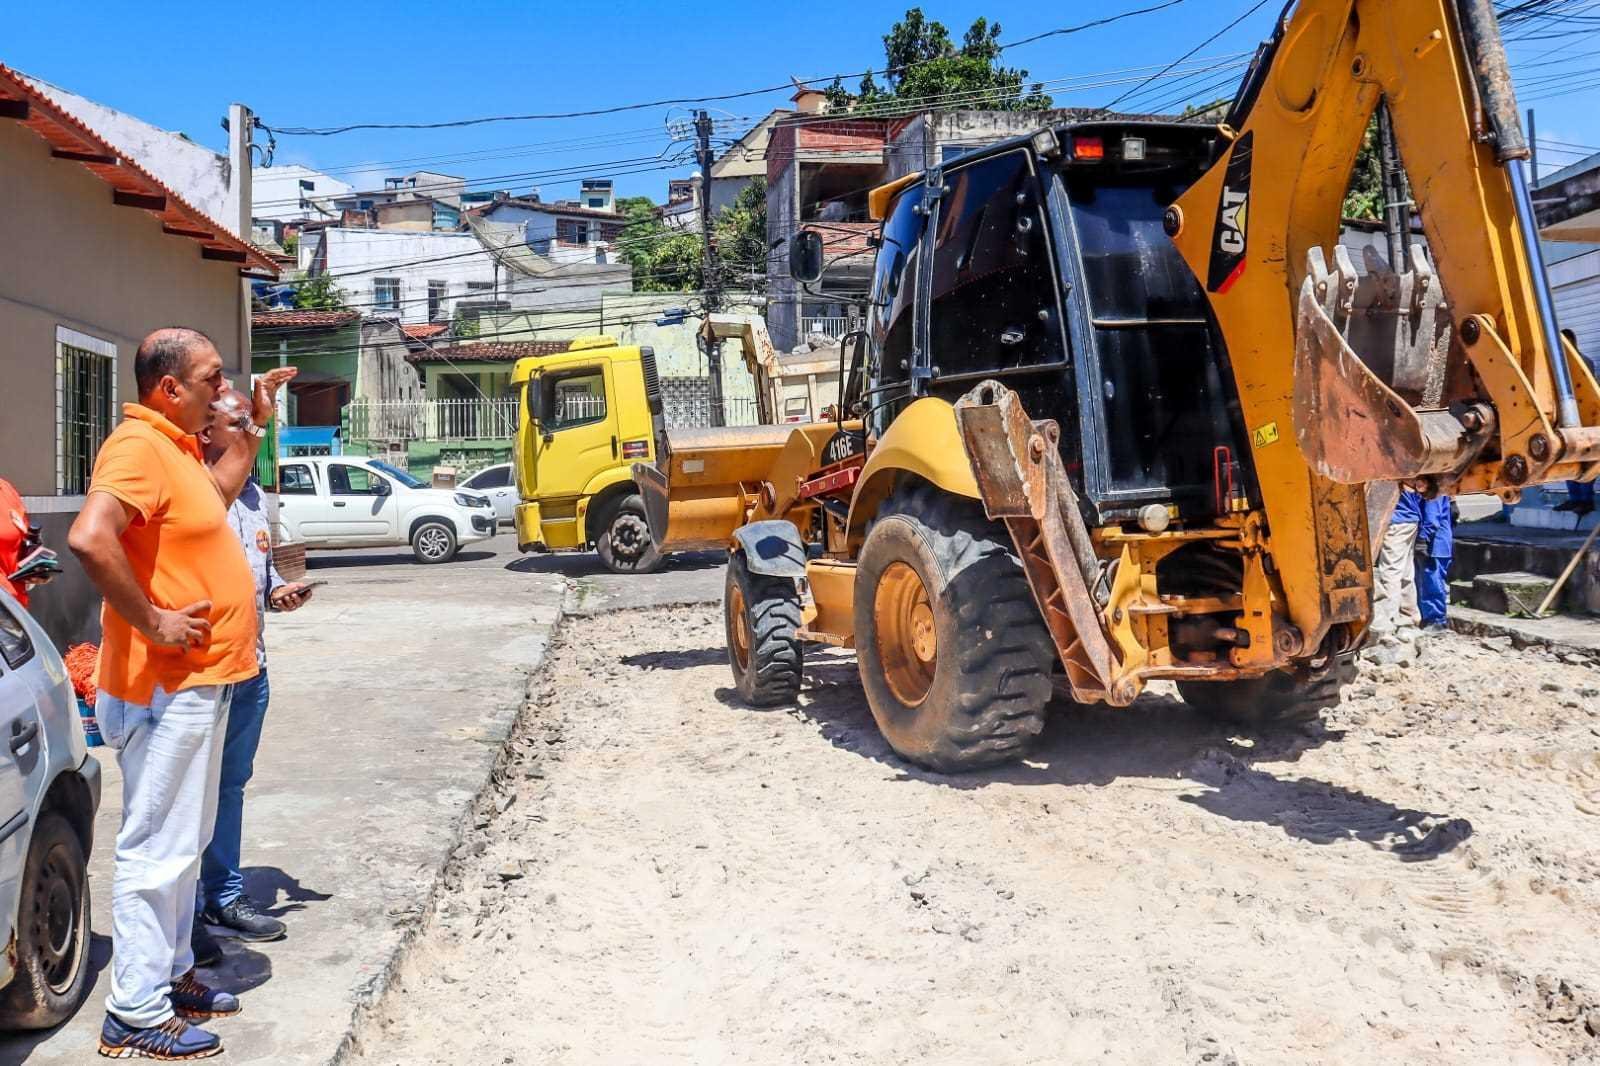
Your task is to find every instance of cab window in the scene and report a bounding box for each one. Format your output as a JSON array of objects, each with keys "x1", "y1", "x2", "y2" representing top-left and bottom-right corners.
[
  {"x1": 927, "y1": 150, "x2": 1064, "y2": 380},
  {"x1": 865, "y1": 182, "x2": 927, "y2": 433},
  {"x1": 329, "y1": 464, "x2": 384, "y2": 495},
  {"x1": 544, "y1": 369, "x2": 607, "y2": 431},
  {"x1": 279, "y1": 464, "x2": 315, "y2": 495}
]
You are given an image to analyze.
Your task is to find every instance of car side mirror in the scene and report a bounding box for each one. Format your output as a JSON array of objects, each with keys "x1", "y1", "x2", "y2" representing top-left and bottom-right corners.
[
  {"x1": 373, "y1": 478, "x2": 392, "y2": 497},
  {"x1": 790, "y1": 230, "x2": 824, "y2": 284}
]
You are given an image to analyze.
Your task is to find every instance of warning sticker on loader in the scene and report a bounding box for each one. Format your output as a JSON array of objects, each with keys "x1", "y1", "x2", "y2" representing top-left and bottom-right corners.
[{"x1": 1252, "y1": 421, "x2": 1280, "y2": 448}]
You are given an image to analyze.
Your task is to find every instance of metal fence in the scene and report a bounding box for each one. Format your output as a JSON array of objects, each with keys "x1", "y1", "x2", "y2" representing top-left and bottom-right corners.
[
  {"x1": 800, "y1": 316, "x2": 850, "y2": 340},
  {"x1": 346, "y1": 397, "x2": 519, "y2": 442}
]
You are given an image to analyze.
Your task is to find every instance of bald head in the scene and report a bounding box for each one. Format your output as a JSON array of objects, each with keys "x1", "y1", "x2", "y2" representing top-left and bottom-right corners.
[
  {"x1": 135, "y1": 327, "x2": 216, "y2": 399},
  {"x1": 135, "y1": 326, "x2": 225, "y2": 432}
]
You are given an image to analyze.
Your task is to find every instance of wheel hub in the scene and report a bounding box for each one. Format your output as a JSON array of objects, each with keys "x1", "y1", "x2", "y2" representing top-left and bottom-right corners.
[
  {"x1": 420, "y1": 528, "x2": 449, "y2": 557},
  {"x1": 611, "y1": 513, "x2": 649, "y2": 560},
  {"x1": 34, "y1": 850, "x2": 79, "y2": 993},
  {"x1": 729, "y1": 582, "x2": 750, "y2": 670},
  {"x1": 874, "y1": 561, "x2": 937, "y2": 707}
]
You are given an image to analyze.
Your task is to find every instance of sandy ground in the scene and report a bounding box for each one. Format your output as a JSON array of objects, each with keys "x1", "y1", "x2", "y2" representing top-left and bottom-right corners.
[{"x1": 345, "y1": 605, "x2": 1600, "y2": 1066}]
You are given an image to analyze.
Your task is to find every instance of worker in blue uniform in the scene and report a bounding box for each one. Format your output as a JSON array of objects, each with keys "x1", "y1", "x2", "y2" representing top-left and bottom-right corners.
[{"x1": 1414, "y1": 494, "x2": 1454, "y2": 629}]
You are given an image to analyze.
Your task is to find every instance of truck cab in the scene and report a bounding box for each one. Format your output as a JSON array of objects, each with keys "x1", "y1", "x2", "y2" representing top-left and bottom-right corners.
[{"x1": 511, "y1": 336, "x2": 664, "y2": 572}]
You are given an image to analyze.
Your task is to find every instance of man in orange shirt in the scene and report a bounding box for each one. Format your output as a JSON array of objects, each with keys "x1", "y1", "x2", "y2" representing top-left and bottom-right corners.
[{"x1": 69, "y1": 328, "x2": 293, "y2": 1060}]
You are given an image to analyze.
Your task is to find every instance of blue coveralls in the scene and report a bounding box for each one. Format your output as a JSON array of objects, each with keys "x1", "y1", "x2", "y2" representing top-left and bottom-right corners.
[{"x1": 1414, "y1": 495, "x2": 1453, "y2": 627}]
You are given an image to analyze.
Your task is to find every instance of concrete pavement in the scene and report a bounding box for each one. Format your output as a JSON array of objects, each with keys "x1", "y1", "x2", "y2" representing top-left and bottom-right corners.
[{"x1": 3, "y1": 533, "x2": 723, "y2": 1064}]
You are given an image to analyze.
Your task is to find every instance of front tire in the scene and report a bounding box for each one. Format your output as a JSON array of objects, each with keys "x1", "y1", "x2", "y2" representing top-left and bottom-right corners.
[
  {"x1": 725, "y1": 552, "x2": 803, "y2": 705},
  {"x1": 596, "y1": 494, "x2": 663, "y2": 574},
  {"x1": 0, "y1": 812, "x2": 90, "y2": 1029},
  {"x1": 853, "y1": 483, "x2": 1055, "y2": 772},
  {"x1": 411, "y1": 519, "x2": 458, "y2": 564}
]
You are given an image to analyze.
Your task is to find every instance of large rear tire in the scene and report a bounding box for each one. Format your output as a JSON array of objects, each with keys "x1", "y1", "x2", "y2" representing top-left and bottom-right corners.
[
  {"x1": 597, "y1": 494, "x2": 664, "y2": 575},
  {"x1": 1177, "y1": 656, "x2": 1356, "y2": 729},
  {"x1": 725, "y1": 552, "x2": 804, "y2": 705},
  {"x1": 853, "y1": 483, "x2": 1055, "y2": 772}
]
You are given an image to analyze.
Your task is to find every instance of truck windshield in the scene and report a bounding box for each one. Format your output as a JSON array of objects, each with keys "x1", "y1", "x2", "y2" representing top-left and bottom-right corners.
[
  {"x1": 1058, "y1": 171, "x2": 1245, "y2": 509},
  {"x1": 368, "y1": 460, "x2": 426, "y2": 489}
]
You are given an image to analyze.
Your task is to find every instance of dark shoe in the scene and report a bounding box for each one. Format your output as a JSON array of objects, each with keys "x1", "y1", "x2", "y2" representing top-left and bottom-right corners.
[
  {"x1": 98, "y1": 1013, "x2": 221, "y2": 1059},
  {"x1": 203, "y1": 897, "x2": 285, "y2": 942},
  {"x1": 190, "y1": 919, "x2": 223, "y2": 968},
  {"x1": 171, "y1": 969, "x2": 241, "y2": 1020}
]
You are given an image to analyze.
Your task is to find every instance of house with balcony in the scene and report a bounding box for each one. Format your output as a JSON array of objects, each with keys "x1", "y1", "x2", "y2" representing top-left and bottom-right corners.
[{"x1": 472, "y1": 194, "x2": 625, "y2": 266}]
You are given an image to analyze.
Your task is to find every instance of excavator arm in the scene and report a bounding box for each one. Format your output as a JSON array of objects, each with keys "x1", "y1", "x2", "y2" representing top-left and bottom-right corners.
[{"x1": 1169, "y1": 0, "x2": 1600, "y2": 650}]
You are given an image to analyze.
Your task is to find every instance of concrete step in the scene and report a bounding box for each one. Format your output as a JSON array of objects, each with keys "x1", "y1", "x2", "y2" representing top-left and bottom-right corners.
[
  {"x1": 1469, "y1": 571, "x2": 1557, "y2": 617},
  {"x1": 1452, "y1": 520, "x2": 1600, "y2": 616}
]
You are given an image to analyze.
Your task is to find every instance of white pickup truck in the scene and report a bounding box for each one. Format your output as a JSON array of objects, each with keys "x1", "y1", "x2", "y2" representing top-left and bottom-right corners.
[{"x1": 273, "y1": 456, "x2": 497, "y2": 563}]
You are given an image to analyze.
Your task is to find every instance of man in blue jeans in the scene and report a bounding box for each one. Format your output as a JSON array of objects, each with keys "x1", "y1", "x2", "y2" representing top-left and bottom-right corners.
[
  {"x1": 1415, "y1": 494, "x2": 1455, "y2": 629},
  {"x1": 193, "y1": 389, "x2": 314, "y2": 961}
]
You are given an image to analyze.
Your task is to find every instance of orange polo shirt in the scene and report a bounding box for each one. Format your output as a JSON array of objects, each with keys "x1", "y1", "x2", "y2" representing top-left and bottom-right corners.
[{"x1": 89, "y1": 404, "x2": 257, "y2": 704}]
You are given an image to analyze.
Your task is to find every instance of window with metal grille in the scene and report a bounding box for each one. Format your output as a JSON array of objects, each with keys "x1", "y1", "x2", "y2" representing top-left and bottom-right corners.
[
  {"x1": 374, "y1": 277, "x2": 401, "y2": 313},
  {"x1": 56, "y1": 328, "x2": 116, "y2": 494},
  {"x1": 427, "y1": 280, "x2": 447, "y2": 321}
]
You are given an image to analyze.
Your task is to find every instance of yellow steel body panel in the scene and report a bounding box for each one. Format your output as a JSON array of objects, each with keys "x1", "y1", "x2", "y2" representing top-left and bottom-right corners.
[
  {"x1": 651, "y1": 424, "x2": 794, "y2": 550},
  {"x1": 801, "y1": 559, "x2": 857, "y2": 647},
  {"x1": 510, "y1": 337, "x2": 658, "y2": 553},
  {"x1": 1168, "y1": 0, "x2": 1600, "y2": 651},
  {"x1": 846, "y1": 398, "x2": 980, "y2": 548}
]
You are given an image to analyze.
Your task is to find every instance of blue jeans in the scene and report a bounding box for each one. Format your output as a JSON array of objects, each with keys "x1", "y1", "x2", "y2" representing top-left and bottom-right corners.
[
  {"x1": 199, "y1": 669, "x2": 269, "y2": 911},
  {"x1": 1416, "y1": 555, "x2": 1452, "y2": 627}
]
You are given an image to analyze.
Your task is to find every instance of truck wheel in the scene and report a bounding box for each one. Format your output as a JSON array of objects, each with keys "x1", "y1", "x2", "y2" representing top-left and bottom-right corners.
[
  {"x1": 597, "y1": 494, "x2": 663, "y2": 574},
  {"x1": 1177, "y1": 656, "x2": 1356, "y2": 729},
  {"x1": 725, "y1": 552, "x2": 803, "y2": 705},
  {"x1": 411, "y1": 519, "x2": 458, "y2": 564},
  {"x1": 0, "y1": 813, "x2": 90, "y2": 1029},
  {"x1": 854, "y1": 483, "x2": 1055, "y2": 772}
]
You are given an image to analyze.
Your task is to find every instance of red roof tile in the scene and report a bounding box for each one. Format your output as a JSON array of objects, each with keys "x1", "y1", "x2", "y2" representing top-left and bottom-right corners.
[
  {"x1": 401, "y1": 322, "x2": 448, "y2": 340},
  {"x1": 407, "y1": 340, "x2": 571, "y2": 363},
  {"x1": 253, "y1": 310, "x2": 361, "y2": 329},
  {"x1": 0, "y1": 64, "x2": 278, "y2": 277}
]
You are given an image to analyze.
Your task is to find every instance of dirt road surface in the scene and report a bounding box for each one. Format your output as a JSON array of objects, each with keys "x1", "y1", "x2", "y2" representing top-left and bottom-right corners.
[{"x1": 346, "y1": 605, "x2": 1600, "y2": 1065}]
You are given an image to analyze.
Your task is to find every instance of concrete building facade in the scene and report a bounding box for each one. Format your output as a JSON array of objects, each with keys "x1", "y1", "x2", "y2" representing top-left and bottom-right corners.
[{"x1": 0, "y1": 65, "x2": 275, "y2": 647}]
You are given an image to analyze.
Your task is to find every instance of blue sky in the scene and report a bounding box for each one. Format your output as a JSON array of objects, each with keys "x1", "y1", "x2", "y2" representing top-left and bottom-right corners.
[{"x1": 7, "y1": 0, "x2": 1599, "y2": 204}]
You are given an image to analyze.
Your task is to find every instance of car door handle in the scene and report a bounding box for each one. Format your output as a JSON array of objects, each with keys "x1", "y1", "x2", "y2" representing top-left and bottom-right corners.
[
  {"x1": 10, "y1": 720, "x2": 38, "y2": 754},
  {"x1": 333, "y1": 501, "x2": 347, "y2": 507}
]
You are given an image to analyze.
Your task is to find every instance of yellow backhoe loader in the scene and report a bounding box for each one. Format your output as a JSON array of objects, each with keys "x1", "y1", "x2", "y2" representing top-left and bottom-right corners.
[{"x1": 637, "y1": 0, "x2": 1600, "y2": 771}]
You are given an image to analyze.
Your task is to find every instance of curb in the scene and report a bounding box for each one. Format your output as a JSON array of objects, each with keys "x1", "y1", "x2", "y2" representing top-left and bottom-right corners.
[{"x1": 1448, "y1": 607, "x2": 1600, "y2": 663}]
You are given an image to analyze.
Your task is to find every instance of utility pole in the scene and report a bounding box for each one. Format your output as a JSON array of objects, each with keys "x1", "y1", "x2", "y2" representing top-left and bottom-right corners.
[
  {"x1": 1528, "y1": 107, "x2": 1539, "y2": 188},
  {"x1": 695, "y1": 110, "x2": 725, "y2": 427}
]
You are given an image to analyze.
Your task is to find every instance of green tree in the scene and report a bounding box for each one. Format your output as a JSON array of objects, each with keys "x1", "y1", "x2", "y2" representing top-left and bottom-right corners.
[
  {"x1": 291, "y1": 272, "x2": 347, "y2": 311},
  {"x1": 713, "y1": 178, "x2": 768, "y2": 288},
  {"x1": 615, "y1": 195, "x2": 703, "y2": 293},
  {"x1": 1342, "y1": 114, "x2": 1385, "y2": 221},
  {"x1": 844, "y1": 9, "x2": 1051, "y2": 114}
]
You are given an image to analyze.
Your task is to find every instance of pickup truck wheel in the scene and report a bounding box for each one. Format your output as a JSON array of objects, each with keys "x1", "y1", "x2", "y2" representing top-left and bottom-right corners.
[
  {"x1": 1177, "y1": 656, "x2": 1356, "y2": 729},
  {"x1": 596, "y1": 495, "x2": 663, "y2": 574},
  {"x1": 854, "y1": 483, "x2": 1054, "y2": 772},
  {"x1": 411, "y1": 520, "x2": 458, "y2": 564},
  {"x1": 0, "y1": 812, "x2": 90, "y2": 1029},
  {"x1": 725, "y1": 552, "x2": 803, "y2": 705}
]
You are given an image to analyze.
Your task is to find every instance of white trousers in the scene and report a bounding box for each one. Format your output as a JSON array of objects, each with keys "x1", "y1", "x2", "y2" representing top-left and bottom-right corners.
[
  {"x1": 97, "y1": 683, "x2": 232, "y2": 1028},
  {"x1": 1371, "y1": 520, "x2": 1420, "y2": 638}
]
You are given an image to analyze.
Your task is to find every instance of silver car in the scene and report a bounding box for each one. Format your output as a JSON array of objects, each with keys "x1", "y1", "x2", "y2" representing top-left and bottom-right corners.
[
  {"x1": 0, "y1": 589, "x2": 100, "y2": 1028},
  {"x1": 459, "y1": 463, "x2": 516, "y2": 526}
]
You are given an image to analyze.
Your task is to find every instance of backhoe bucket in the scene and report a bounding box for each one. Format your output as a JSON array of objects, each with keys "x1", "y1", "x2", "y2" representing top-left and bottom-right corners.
[{"x1": 1292, "y1": 246, "x2": 1491, "y2": 484}]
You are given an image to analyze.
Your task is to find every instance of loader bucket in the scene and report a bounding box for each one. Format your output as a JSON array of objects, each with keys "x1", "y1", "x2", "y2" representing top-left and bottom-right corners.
[{"x1": 633, "y1": 425, "x2": 793, "y2": 551}]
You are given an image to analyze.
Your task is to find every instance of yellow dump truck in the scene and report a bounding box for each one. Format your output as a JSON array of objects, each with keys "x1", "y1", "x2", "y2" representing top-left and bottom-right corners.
[
  {"x1": 511, "y1": 333, "x2": 791, "y2": 573},
  {"x1": 510, "y1": 336, "x2": 669, "y2": 572}
]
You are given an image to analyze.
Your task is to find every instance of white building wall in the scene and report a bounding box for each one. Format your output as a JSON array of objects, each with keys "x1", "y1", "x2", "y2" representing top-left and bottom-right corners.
[
  {"x1": 1551, "y1": 248, "x2": 1600, "y2": 366},
  {"x1": 252, "y1": 164, "x2": 354, "y2": 223},
  {"x1": 322, "y1": 229, "x2": 495, "y2": 324}
]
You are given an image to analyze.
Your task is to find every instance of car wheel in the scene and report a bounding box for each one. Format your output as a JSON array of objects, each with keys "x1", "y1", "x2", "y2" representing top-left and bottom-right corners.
[
  {"x1": 596, "y1": 494, "x2": 664, "y2": 574},
  {"x1": 0, "y1": 812, "x2": 91, "y2": 1029},
  {"x1": 412, "y1": 519, "x2": 458, "y2": 564}
]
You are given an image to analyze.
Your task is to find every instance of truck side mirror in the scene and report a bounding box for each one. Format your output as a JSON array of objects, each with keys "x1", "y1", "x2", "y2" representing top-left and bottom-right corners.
[{"x1": 790, "y1": 230, "x2": 824, "y2": 284}]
